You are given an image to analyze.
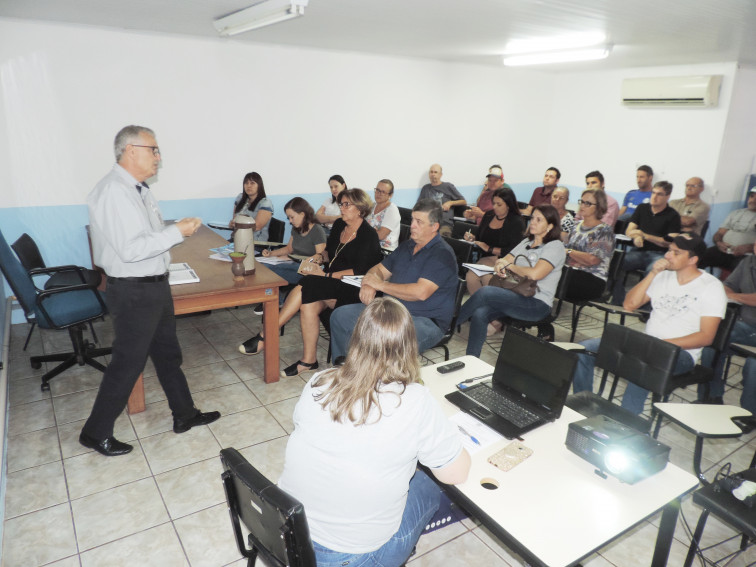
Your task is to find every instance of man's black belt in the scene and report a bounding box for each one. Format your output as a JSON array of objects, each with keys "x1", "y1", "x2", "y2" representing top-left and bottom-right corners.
[{"x1": 108, "y1": 273, "x2": 169, "y2": 283}]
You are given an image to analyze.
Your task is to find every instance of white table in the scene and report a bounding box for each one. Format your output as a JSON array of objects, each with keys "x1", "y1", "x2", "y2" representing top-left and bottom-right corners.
[{"x1": 422, "y1": 355, "x2": 700, "y2": 567}]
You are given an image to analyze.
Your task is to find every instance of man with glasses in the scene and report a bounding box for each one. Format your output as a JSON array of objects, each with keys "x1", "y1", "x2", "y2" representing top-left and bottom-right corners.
[
  {"x1": 611, "y1": 180, "x2": 681, "y2": 305},
  {"x1": 669, "y1": 177, "x2": 710, "y2": 235},
  {"x1": 367, "y1": 179, "x2": 401, "y2": 251},
  {"x1": 81, "y1": 125, "x2": 219, "y2": 456},
  {"x1": 329, "y1": 199, "x2": 457, "y2": 362},
  {"x1": 418, "y1": 163, "x2": 465, "y2": 236}
]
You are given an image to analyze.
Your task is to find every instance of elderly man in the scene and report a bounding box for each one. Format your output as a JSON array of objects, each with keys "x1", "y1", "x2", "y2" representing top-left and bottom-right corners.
[
  {"x1": 580, "y1": 170, "x2": 619, "y2": 227},
  {"x1": 619, "y1": 165, "x2": 654, "y2": 220},
  {"x1": 81, "y1": 125, "x2": 219, "y2": 456},
  {"x1": 611, "y1": 181, "x2": 681, "y2": 305},
  {"x1": 669, "y1": 177, "x2": 710, "y2": 235},
  {"x1": 574, "y1": 234, "x2": 726, "y2": 414},
  {"x1": 417, "y1": 163, "x2": 465, "y2": 236},
  {"x1": 700, "y1": 189, "x2": 756, "y2": 272},
  {"x1": 329, "y1": 199, "x2": 458, "y2": 361},
  {"x1": 523, "y1": 167, "x2": 560, "y2": 216},
  {"x1": 464, "y1": 164, "x2": 511, "y2": 224}
]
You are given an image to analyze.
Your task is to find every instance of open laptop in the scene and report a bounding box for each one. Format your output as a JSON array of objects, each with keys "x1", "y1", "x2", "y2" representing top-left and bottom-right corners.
[{"x1": 446, "y1": 327, "x2": 578, "y2": 439}]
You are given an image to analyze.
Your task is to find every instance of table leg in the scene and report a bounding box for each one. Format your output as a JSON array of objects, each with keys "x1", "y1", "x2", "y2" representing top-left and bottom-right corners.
[
  {"x1": 263, "y1": 292, "x2": 280, "y2": 383},
  {"x1": 127, "y1": 373, "x2": 146, "y2": 414},
  {"x1": 651, "y1": 498, "x2": 680, "y2": 567}
]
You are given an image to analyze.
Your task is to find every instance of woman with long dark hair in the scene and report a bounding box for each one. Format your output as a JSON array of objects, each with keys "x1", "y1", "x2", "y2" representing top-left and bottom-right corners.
[
  {"x1": 315, "y1": 174, "x2": 347, "y2": 235},
  {"x1": 458, "y1": 204, "x2": 566, "y2": 357},
  {"x1": 231, "y1": 171, "x2": 273, "y2": 241},
  {"x1": 278, "y1": 298, "x2": 470, "y2": 567}
]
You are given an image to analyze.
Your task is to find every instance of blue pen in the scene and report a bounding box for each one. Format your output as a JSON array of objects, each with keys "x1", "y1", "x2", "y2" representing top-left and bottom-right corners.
[{"x1": 458, "y1": 426, "x2": 481, "y2": 446}]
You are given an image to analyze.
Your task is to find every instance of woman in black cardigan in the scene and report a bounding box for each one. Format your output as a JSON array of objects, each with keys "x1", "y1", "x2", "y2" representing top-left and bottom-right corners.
[{"x1": 239, "y1": 188, "x2": 383, "y2": 376}]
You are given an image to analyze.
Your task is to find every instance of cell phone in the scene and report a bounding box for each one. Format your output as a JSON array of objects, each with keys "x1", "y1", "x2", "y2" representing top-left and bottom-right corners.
[{"x1": 487, "y1": 441, "x2": 534, "y2": 472}]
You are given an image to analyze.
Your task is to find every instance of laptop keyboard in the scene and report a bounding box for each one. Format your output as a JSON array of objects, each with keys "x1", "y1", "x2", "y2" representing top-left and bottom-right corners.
[{"x1": 465, "y1": 386, "x2": 540, "y2": 428}]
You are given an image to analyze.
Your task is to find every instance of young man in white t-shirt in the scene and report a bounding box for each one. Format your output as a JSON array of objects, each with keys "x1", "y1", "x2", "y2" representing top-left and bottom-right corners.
[{"x1": 573, "y1": 233, "x2": 727, "y2": 414}]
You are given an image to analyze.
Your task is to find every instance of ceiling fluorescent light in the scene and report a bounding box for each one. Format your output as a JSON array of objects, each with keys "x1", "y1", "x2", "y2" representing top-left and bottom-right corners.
[
  {"x1": 504, "y1": 32, "x2": 606, "y2": 55},
  {"x1": 503, "y1": 46, "x2": 611, "y2": 66},
  {"x1": 214, "y1": 0, "x2": 309, "y2": 36}
]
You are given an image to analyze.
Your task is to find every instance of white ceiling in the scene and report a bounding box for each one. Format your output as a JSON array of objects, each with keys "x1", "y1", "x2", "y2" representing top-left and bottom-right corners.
[{"x1": 2, "y1": 0, "x2": 756, "y2": 71}]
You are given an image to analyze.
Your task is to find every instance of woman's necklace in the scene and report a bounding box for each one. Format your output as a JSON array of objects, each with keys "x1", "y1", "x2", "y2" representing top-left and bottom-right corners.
[
  {"x1": 495, "y1": 214, "x2": 507, "y2": 221},
  {"x1": 329, "y1": 224, "x2": 358, "y2": 268}
]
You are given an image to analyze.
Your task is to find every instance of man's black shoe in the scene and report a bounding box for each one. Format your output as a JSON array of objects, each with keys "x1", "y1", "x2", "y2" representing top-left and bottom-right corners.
[
  {"x1": 693, "y1": 396, "x2": 724, "y2": 405},
  {"x1": 333, "y1": 356, "x2": 346, "y2": 367},
  {"x1": 732, "y1": 416, "x2": 756, "y2": 434},
  {"x1": 79, "y1": 432, "x2": 133, "y2": 456},
  {"x1": 173, "y1": 409, "x2": 221, "y2": 434}
]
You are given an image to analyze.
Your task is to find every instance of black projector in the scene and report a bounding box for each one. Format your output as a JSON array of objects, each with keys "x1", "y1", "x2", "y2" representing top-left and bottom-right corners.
[{"x1": 565, "y1": 415, "x2": 670, "y2": 484}]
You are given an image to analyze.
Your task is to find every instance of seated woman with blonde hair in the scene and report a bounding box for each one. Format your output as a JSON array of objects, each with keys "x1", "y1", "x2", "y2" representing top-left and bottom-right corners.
[{"x1": 279, "y1": 297, "x2": 471, "y2": 567}]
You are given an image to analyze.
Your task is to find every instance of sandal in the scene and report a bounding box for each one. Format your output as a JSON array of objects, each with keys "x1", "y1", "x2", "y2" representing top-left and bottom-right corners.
[
  {"x1": 238, "y1": 333, "x2": 264, "y2": 355},
  {"x1": 282, "y1": 360, "x2": 319, "y2": 377}
]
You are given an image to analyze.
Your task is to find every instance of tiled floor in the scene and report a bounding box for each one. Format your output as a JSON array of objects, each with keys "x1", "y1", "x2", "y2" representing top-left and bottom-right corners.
[{"x1": 3, "y1": 302, "x2": 756, "y2": 566}]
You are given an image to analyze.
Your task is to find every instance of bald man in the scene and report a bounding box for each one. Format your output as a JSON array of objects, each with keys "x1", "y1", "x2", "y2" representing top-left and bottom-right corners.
[
  {"x1": 668, "y1": 177, "x2": 710, "y2": 235},
  {"x1": 417, "y1": 163, "x2": 465, "y2": 236}
]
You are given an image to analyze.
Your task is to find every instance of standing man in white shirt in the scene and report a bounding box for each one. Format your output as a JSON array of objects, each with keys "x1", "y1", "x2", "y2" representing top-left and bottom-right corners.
[{"x1": 80, "y1": 125, "x2": 220, "y2": 457}]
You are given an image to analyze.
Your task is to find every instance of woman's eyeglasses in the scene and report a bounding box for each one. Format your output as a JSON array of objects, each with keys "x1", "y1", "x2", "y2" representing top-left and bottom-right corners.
[
  {"x1": 577, "y1": 199, "x2": 596, "y2": 207},
  {"x1": 338, "y1": 202, "x2": 354, "y2": 209}
]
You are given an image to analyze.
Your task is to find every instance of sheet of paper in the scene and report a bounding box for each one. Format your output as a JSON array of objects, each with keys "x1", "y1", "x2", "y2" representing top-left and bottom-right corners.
[{"x1": 450, "y1": 412, "x2": 504, "y2": 454}]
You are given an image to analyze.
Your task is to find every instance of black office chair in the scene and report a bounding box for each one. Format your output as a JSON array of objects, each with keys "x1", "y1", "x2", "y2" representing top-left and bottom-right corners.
[
  {"x1": 451, "y1": 221, "x2": 478, "y2": 240},
  {"x1": 267, "y1": 217, "x2": 286, "y2": 245},
  {"x1": 442, "y1": 236, "x2": 472, "y2": 279},
  {"x1": 682, "y1": 450, "x2": 756, "y2": 567},
  {"x1": 428, "y1": 279, "x2": 466, "y2": 361},
  {"x1": 220, "y1": 448, "x2": 317, "y2": 567},
  {"x1": 398, "y1": 224, "x2": 411, "y2": 245},
  {"x1": 11, "y1": 233, "x2": 102, "y2": 350},
  {"x1": 570, "y1": 248, "x2": 626, "y2": 341},
  {"x1": 0, "y1": 228, "x2": 111, "y2": 391},
  {"x1": 699, "y1": 219, "x2": 710, "y2": 239},
  {"x1": 566, "y1": 323, "x2": 681, "y2": 435},
  {"x1": 397, "y1": 206, "x2": 413, "y2": 225}
]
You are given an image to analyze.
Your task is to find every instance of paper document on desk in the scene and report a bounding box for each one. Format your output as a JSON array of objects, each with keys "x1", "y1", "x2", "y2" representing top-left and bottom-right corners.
[
  {"x1": 169, "y1": 263, "x2": 200, "y2": 285},
  {"x1": 257, "y1": 256, "x2": 295, "y2": 265},
  {"x1": 450, "y1": 412, "x2": 503, "y2": 454},
  {"x1": 462, "y1": 263, "x2": 495, "y2": 277}
]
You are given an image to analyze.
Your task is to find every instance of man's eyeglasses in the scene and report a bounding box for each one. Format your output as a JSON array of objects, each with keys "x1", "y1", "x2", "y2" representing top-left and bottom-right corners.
[
  {"x1": 577, "y1": 199, "x2": 596, "y2": 207},
  {"x1": 338, "y1": 202, "x2": 354, "y2": 209},
  {"x1": 374, "y1": 188, "x2": 391, "y2": 196},
  {"x1": 132, "y1": 144, "x2": 161, "y2": 156}
]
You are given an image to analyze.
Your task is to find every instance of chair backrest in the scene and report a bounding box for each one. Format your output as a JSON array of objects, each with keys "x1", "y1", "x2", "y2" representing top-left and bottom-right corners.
[
  {"x1": 442, "y1": 235, "x2": 472, "y2": 278},
  {"x1": 596, "y1": 323, "x2": 680, "y2": 397},
  {"x1": 220, "y1": 448, "x2": 317, "y2": 567},
  {"x1": 604, "y1": 247, "x2": 626, "y2": 293},
  {"x1": 398, "y1": 223, "x2": 411, "y2": 245},
  {"x1": 709, "y1": 303, "x2": 741, "y2": 362},
  {"x1": 397, "y1": 206, "x2": 413, "y2": 225},
  {"x1": 267, "y1": 218, "x2": 286, "y2": 244},
  {"x1": 700, "y1": 219, "x2": 710, "y2": 239},
  {"x1": 0, "y1": 229, "x2": 40, "y2": 320},
  {"x1": 11, "y1": 233, "x2": 46, "y2": 272},
  {"x1": 451, "y1": 221, "x2": 478, "y2": 240}
]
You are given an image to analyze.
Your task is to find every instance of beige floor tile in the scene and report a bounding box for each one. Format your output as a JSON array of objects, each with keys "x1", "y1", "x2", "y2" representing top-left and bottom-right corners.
[
  {"x1": 6, "y1": 426, "x2": 61, "y2": 473},
  {"x1": 80, "y1": 522, "x2": 189, "y2": 567},
  {"x1": 237, "y1": 369, "x2": 306, "y2": 405},
  {"x1": 58, "y1": 412, "x2": 135, "y2": 459},
  {"x1": 52, "y1": 389, "x2": 99, "y2": 426},
  {"x1": 598, "y1": 520, "x2": 696, "y2": 567},
  {"x1": 2, "y1": 503, "x2": 77, "y2": 567},
  {"x1": 71, "y1": 478, "x2": 170, "y2": 551},
  {"x1": 265, "y1": 396, "x2": 298, "y2": 433},
  {"x1": 190, "y1": 382, "x2": 262, "y2": 416},
  {"x1": 129, "y1": 400, "x2": 174, "y2": 438},
  {"x1": 8, "y1": 374, "x2": 51, "y2": 406},
  {"x1": 155, "y1": 457, "x2": 226, "y2": 519},
  {"x1": 207, "y1": 406, "x2": 287, "y2": 450},
  {"x1": 409, "y1": 530, "x2": 511, "y2": 566},
  {"x1": 64, "y1": 445, "x2": 152, "y2": 500},
  {"x1": 238, "y1": 436, "x2": 289, "y2": 483},
  {"x1": 413, "y1": 520, "x2": 468, "y2": 558},
  {"x1": 181, "y1": 342, "x2": 225, "y2": 369},
  {"x1": 199, "y1": 320, "x2": 255, "y2": 361},
  {"x1": 141, "y1": 425, "x2": 222, "y2": 475},
  {"x1": 8, "y1": 398, "x2": 56, "y2": 436},
  {"x1": 143, "y1": 373, "x2": 168, "y2": 404},
  {"x1": 49, "y1": 366, "x2": 105, "y2": 398},
  {"x1": 174, "y1": 503, "x2": 242, "y2": 567},
  {"x1": 4, "y1": 460, "x2": 68, "y2": 519},
  {"x1": 184, "y1": 361, "x2": 242, "y2": 393},
  {"x1": 44, "y1": 556, "x2": 82, "y2": 567}
]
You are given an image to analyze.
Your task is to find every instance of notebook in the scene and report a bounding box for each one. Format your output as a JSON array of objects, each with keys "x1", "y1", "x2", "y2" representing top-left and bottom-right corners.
[{"x1": 445, "y1": 327, "x2": 578, "y2": 439}]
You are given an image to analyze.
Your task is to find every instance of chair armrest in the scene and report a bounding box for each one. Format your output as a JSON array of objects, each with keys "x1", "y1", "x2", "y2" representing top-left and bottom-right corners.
[
  {"x1": 587, "y1": 301, "x2": 650, "y2": 318},
  {"x1": 35, "y1": 282, "x2": 107, "y2": 330},
  {"x1": 29, "y1": 265, "x2": 91, "y2": 288}
]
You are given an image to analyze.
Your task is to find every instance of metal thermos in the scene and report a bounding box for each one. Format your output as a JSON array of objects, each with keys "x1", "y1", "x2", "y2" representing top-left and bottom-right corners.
[{"x1": 233, "y1": 214, "x2": 256, "y2": 275}]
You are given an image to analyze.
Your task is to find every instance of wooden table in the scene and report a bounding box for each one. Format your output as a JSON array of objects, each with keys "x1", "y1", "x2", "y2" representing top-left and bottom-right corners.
[{"x1": 126, "y1": 225, "x2": 287, "y2": 413}]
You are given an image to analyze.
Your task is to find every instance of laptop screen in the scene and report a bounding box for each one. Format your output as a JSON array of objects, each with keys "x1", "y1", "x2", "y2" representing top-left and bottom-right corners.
[{"x1": 492, "y1": 327, "x2": 577, "y2": 416}]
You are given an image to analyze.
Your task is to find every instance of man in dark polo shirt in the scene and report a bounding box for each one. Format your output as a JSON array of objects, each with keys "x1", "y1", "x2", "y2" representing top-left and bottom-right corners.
[
  {"x1": 523, "y1": 167, "x2": 560, "y2": 216},
  {"x1": 329, "y1": 199, "x2": 458, "y2": 361},
  {"x1": 611, "y1": 180, "x2": 681, "y2": 305}
]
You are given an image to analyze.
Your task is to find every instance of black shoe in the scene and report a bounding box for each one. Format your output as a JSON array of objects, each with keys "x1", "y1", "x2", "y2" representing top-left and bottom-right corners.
[
  {"x1": 692, "y1": 396, "x2": 724, "y2": 405},
  {"x1": 173, "y1": 409, "x2": 221, "y2": 433},
  {"x1": 239, "y1": 333, "x2": 263, "y2": 355},
  {"x1": 253, "y1": 303, "x2": 263, "y2": 315},
  {"x1": 282, "y1": 360, "x2": 319, "y2": 377},
  {"x1": 79, "y1": 432, "x2": 133, "y2": 456},
  {"x1": 537, "y1": 323, "x2": 555, "y2": 343},
  {"x1": 732, "y1": 416, "x2": 756, "y2": 434},
  {"x1": 333, "y1": 356, "x2": 346, "y2": 367}
]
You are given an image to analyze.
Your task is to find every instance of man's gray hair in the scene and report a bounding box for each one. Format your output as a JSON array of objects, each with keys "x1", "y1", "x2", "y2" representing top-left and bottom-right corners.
[
  {"x1": 412, "y1": 198, "x2": 443, "y2": 226},
  {"x1": 114, "y1": 125, "x2": 155, "y2": 161}
]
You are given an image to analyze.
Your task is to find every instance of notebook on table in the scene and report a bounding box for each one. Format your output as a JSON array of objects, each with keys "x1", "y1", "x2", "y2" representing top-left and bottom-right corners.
[{"x1": 446, "y1": 327, "x2": 578, "y2": 439}]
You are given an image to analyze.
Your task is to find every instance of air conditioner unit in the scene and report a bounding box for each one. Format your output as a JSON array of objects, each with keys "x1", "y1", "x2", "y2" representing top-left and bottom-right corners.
[{"x1": 621, "y1": 75, "x2": 722, "y2": 107}]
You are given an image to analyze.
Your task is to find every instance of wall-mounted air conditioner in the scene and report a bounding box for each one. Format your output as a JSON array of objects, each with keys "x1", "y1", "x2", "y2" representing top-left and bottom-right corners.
[{"x1": 621, "y1": 75, "x2": 722, "y2": 107}]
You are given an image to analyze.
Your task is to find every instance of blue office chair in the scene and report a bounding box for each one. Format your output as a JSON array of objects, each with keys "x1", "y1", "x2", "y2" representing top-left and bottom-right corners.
[{"x1": 0, "y1": 228, "x2": 111, "y2": 391}]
